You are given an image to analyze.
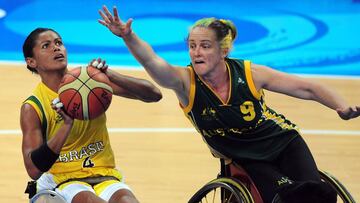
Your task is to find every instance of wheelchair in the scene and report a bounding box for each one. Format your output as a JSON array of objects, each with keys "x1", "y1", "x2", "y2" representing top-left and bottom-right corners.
[
  {"x1": 188, "y1": 159, "x2": 356, "y2": 203},
  {"x1": 29, "y1": 190, "x2": 66, "y2": 203},
  {"x1": 25, "y1": 180, "x2": 66, "y2": 203}
]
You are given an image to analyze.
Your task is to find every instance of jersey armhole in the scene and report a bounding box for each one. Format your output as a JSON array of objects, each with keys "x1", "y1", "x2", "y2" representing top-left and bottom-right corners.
[
  {"x1": 244, "y1": 60, "x2": 262, "y2": 100},
  {"x1": 180, "y1": 66, "x2": 196, "y2": 114},
  {"x1": 23, "y1": 96, "x2": 48, "y2": 141}
]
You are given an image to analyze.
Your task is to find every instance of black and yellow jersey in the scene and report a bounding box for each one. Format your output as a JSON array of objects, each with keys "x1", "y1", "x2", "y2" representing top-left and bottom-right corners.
[{"x1": 182, "y1": 58, "x2": 299, "y2": 161}]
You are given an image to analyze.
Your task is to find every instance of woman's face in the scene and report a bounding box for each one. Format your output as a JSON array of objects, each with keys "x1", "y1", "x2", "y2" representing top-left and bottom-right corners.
[
  {"x1": 26, "y1": 30, "x2": 67, "y2": 73},
  {"x1": 188, "y1": 27, "x2": 225, "y2": 77}
]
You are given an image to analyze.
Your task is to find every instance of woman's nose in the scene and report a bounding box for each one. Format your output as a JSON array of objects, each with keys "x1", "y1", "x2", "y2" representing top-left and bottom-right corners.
[
  {"x1": 194, "y1": 47, "x2": 201, "y2": 56},
  {"x1": 53, "y1": 44, "x2": 61, "y2": 51}
]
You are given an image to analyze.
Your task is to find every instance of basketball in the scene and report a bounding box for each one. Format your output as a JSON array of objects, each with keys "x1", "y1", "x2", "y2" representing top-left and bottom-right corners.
[{"x1": 58, "y1": 65, "x2": 113, "y2": 120}]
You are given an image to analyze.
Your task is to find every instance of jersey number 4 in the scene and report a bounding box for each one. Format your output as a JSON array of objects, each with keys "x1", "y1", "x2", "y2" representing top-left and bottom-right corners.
[{"x1": 83, "y1": 157, "x2": 95, "y2": 168}]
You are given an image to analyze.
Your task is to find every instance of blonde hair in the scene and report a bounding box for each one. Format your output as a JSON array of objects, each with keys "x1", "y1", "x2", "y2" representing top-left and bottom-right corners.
[{"x1": 190, "y1": 17, "x2": 237, "y2": 51}]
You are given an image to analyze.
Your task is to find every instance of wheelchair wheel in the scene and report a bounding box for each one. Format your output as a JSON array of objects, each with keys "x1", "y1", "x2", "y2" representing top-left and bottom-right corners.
[
  {"x1": 30, "y1": 190, "x2": 66, "y2": 203},
  {"x1": 188, "y1": 177, "x2": 255, "y2": 203},
  {"x1": 319, "y1": 170, "x2": 356, "y2": 203}
]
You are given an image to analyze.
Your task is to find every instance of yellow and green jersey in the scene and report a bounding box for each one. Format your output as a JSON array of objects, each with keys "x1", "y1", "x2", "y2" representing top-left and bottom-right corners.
[
  {"x1": 182, "y1": 58, "x2": 300, "y2": 161},
  {"x1": 23, "y1": 82, "x2": 118, "y2": 183}
]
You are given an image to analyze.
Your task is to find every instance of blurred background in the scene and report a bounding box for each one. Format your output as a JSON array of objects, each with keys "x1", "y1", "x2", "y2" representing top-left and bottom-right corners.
[{"x1": 1, "y1": 0, "x2": 360, "y2": 75}]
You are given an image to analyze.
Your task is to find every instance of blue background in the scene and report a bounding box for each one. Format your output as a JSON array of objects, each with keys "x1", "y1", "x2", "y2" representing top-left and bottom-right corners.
[{"x1": 1, "y1": 0, "x2": 360, "y2": 76}]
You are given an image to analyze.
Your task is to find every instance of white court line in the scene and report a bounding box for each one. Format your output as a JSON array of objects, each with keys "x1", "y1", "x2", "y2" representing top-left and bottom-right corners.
[
  {"x1": 1, "y1": 61, "x2": 360, "y2": 80},
  {"x1": 1, "y1": 128, "x2": 360, "y2": 136}
]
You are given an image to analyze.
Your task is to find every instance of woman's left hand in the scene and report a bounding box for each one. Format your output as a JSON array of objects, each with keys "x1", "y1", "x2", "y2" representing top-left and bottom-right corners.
[
  {"x1": 89, "y1": 58, "x2": 108, "y2": 72},
  {"x1": 336, "y1": 106, "x2": 360, "y2": 120},
  {"x1": 98, "y1": 5, "x2": 133, "y2": 38}
]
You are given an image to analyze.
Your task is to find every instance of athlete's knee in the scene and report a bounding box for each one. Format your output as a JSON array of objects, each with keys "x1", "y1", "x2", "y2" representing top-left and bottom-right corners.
[
  {"x1": 72, "y1": 191, "x2": 105, "y2": 203},
  {"x1": 109, "y1": 189, "x2": 139, "y2": 203},
  {"x1": 274, "y1": 180, "x2": 337, "y2": 203},
  {"x1": 110, "y1": 196, "x2": 139, "y2": 203}
]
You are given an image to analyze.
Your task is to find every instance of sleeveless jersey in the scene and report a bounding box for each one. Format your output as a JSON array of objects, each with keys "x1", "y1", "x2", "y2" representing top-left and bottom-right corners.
[
  {"x1": 23, "y1": 82, "x2": 118, "y2": 183},
  {"x1": 182, "y1": 58, "x2": 300, "y2": 161}
]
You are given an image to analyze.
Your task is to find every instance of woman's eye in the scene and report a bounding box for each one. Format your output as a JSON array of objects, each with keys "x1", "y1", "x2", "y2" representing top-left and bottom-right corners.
[
  {"x1": 42, "y1": 44, "x2": 48, "y2": 49},
  {"x1": 202, "y1": 44, "x2": 210, "y2": 48}
]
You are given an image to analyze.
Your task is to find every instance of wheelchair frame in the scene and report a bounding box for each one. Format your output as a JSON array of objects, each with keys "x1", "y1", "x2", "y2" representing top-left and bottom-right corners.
[
  {"x1": 29, "y1": 189, "x2": 66, "y2": 203},
  {"x1": 188, "y1": 159, "x2": 356, "y2": 203}
]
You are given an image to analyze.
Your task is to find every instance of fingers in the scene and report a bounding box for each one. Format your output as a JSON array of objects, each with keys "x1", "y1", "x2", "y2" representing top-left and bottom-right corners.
[
  {"x1": 51, "y1": 98, "x2": 74, "y2": 123},
  {"x1": 98, "y1": 5, "x2": 123, "y2": 25},
  {"x1": 90, "y1": 58, "x2": 108, "y2": 72},
  {"x1": 102, "y1": 5, "x2": 113, "y2": 21},
  {"x1": 98, "y1": 5, "x2": 132, "y2": 38},
  {"x1": 337, "y1": 106, "x2": 360, "y2": 120},
  {"x1": 88, "y1": 59, "x2": 96, "y2": 66},
  {"x1": 55, "y1": 102, "x2": 64, "y2": 109},
  {"x1": 113, "y1": 6, "x2": 120, "y2": 22},
  {"x1": 52, "y1": 98, "x2": 64, "y2": 111},
  {"x1": 350, "y1": 106, "x2": 360, "y2": 118},
  {"x1": 126, "y1": 18, "x2": 133, "y2": 29},
  {"x1": 347, "y1": 106, "x2": 360, "y2": 118},
  {"x1": 92, "y1": 60, "x2": 99, "y2": 67},
  {"x1": 98, "y1": 10, "x2": 110, "y2": 25},
  {"x1": 98, "y1": 6, "x2": 113, "y2": 25},
  {"x1": 101, "y1": 5, "x2": 121, "y2": 23},
  {"x1": 52, "y1": 98, "x2": 60, "y2": 105}
]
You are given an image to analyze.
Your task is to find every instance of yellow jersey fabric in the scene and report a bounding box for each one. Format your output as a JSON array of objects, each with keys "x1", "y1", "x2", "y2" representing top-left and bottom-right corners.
[{"x1": 23, "y1": 82, "x2": 119, "y2": 184}]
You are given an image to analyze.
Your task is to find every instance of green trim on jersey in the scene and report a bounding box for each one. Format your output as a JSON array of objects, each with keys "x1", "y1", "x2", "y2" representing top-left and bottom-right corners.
[{"x1": 24, "y1": 95, "x2": 48, "y2": 142}]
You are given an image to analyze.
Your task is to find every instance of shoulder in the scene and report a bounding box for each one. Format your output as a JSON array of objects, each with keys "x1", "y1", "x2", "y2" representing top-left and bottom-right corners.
[
  {"x1": 21, "y1": 98, "x2": 40, "y2": 117},
  {"x1": 22, "y1": 94, "x2": 47, "y2": 123},
  {"x1": 226, "y1": 58, "x2": 252, "y2": 70},
  {"x1": 226, "y1": 57, "x2": 243, "y2": 64},
  {"x1": 250, "y1": 63, "x2": 275, "y2": 79},
  {"x1": 20, "y1": 102, "x2": 41, "y2": 126}
]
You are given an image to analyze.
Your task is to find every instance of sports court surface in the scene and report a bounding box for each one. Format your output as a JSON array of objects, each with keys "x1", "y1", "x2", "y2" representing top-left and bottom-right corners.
[{"x1": 0, "y1": 0, "x2": 359, "y2": 202}]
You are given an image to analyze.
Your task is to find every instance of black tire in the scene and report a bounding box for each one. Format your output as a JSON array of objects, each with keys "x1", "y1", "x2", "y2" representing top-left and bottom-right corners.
[
  {"x1": 319, "y1": 170, "x2": 356, "y2": 203},
  {"x1": 188, "y1": 177, "x2": 255, "y2": 203}
]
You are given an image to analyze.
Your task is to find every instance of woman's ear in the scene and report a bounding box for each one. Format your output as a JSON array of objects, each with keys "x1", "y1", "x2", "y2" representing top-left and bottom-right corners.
[
  {"x1": 222, "y1": 48, "x2": 229, "y2": 58},
  {"x1": 26, "y1": 57, "x2": 36, "y2": 69}
]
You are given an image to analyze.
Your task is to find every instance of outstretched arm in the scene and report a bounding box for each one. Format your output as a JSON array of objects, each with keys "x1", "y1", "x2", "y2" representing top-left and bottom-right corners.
[
  {"x1": 107, "y1": 69, "x2": 162, "y2": 102},
  {"x1": 97, "y1": 5, "x2": 189, "y2": 96},
  {"x1": 90, "y1": 59, "x2": 162, "y2": 103},
  {"x1": 251, "y1": 63, "x2": 360, "y2": 120}
]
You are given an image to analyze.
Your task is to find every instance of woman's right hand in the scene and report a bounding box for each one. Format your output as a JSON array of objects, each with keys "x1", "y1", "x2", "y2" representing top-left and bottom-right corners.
[
  {"x1": 51, "y1": 98, "x2": 73, "y2": 125},
  {"x1": 336, "y1": 106, "x2": 360, "y2": 120},
  {"x1": 98, "y1": 5, "x2": 133, "y2": 38}
]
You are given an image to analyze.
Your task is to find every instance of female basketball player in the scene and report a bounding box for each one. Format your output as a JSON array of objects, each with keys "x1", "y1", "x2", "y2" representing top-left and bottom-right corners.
[
  {"x1": 21, "y1": 28, "x2": 162, "y2": 203},
  {"x1": 98, "y1": 5, "x2": 360, "y2": 203}
]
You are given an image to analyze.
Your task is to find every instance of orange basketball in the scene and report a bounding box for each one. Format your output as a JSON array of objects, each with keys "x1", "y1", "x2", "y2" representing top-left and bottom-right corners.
[{"x1": 58, "y1": 65, "x2": 113, "y2": 120}]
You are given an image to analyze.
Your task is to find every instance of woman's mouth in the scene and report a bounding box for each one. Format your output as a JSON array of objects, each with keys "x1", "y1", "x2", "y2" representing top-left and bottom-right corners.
[{"x1": 54, "y1": 54, "x2": 65, "y2": 60}]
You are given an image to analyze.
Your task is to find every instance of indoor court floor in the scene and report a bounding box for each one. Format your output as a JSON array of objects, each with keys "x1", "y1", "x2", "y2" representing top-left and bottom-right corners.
[{"x1": 0, "y1": 0, "x2": 359, "y2": 202}]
